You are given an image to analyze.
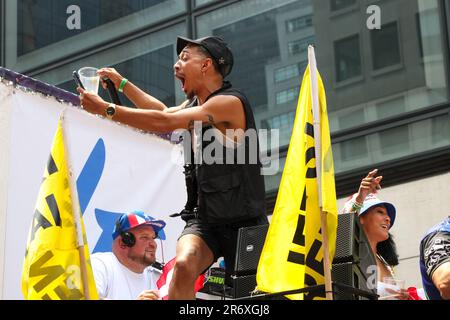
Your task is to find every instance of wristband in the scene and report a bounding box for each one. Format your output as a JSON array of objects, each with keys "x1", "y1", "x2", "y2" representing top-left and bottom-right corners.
[
  {"x1": 118, "y1": 78, "x2": 128, "y2": 93},
  {"x1": 351, "y1": 199, "x2": 363, "y2": 212}
]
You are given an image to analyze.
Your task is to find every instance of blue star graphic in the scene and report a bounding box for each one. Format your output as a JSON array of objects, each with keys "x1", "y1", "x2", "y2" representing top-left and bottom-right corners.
[{"x1": 76, "y1": 138, "x2": 165, "y2": 253}]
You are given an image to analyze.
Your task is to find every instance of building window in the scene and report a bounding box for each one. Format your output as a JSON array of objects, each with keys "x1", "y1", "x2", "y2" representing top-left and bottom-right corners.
[
  {"x1": 265, "y1": 111, "x2": 296, "y2": 147},
  {"x1": 276, "y1": 88, "x2": 298, "y2": 105},
  {"x1": 334, "y1": 34, "x2": 361, "y2": 82},
  {"x1": 432, "y1": 114, "x2": 450, "y2": 145},
  {"x1": 266, "y1": 111, "x2": 296, "y2": 129},
  {"x1": 371, "y1": 22, "x2": 401, "y2": 70},
  {"x1": 339, "y1": 136, "x2": 368, "y2": 162},
  {"x1": 416, "y1": 10, "x2": 442, "y2": 58},
  {"x1": 288, "y1": 36, "x2": 315, "y2": 56},
  {"x1": 380, "y1": 126, "x2": 410, "y2": 156},
  {"x1": 338, "y1": 109, "x2": 365, "y2": 131},
  {"x1": 330, "y1": 0, "x2": 356, "y2": 12},
  {"x1": 376, "y1": 96, "x2": 406, "y2": 120},
  {"x1": 274, "y1": 61, "x2": 308, "y2": 84},
  {"x1": 286, "y1": 15, "x2": 313, "y2": 33},
  {"x1": 17, "y1": 0, "x2": 176, "y2": 57},
  {"x1": 275, "y1": 63, "x2": 301, "y2": 83}
]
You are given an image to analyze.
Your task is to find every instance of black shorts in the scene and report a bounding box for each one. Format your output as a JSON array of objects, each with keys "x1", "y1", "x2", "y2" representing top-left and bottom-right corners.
[{"x1": 179, "y1": 215, "x2": 269, "y2": 282}]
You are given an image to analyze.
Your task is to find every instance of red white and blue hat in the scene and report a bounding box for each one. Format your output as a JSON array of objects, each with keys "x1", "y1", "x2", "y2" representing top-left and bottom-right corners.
[{"x1": 112, "y1": 211, "x2": 166, "y2": 240}]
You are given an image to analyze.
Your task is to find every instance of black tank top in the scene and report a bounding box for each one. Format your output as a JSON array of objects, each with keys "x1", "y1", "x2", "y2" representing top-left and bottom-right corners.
[{"x1": 187, "y1": 81, "x2": 266, "y2": 224}]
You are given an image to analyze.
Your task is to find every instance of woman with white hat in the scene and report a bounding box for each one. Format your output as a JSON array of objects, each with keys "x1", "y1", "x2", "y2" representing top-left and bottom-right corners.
[{"x1": 343, "y1": 169, "x2": 412, "y2": 300}]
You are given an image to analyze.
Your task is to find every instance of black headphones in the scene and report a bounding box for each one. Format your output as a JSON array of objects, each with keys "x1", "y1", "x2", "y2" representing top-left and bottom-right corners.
[{"x1": 115, "y1": 220, "x2": 136, "y2": 247}]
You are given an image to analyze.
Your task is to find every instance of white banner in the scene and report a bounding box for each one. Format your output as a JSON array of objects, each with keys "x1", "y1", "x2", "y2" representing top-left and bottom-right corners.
[{"x1": 0, "y1": 83, "x2": 186, "y2": 299}]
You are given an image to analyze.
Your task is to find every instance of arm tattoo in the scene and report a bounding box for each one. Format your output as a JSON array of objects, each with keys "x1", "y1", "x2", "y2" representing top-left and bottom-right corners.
[{"x1": 188, "y1": 115, "x2": 214, "y2": 129}]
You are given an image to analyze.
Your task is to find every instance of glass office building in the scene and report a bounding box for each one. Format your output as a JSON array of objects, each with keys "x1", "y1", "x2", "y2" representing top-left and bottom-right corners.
[{"x1": 1, "y1": 0, "x2": 450, "y2": 288}]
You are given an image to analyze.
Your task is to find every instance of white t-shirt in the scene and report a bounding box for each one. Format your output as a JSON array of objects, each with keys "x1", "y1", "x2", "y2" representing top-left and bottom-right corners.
[{"x1": 91, "y1": 252, "x2": 160, "y2": 300}]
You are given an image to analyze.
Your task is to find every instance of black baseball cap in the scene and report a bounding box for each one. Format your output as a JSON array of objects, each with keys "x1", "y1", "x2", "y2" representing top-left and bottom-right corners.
[{"x1": 176, "y1": 36, "x2": 234, "y2": 77}]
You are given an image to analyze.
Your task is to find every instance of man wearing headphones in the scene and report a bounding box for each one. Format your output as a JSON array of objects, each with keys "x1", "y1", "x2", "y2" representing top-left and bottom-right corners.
[{"x1": 91, "y1": 211, "x2": 166, "y2": 300}]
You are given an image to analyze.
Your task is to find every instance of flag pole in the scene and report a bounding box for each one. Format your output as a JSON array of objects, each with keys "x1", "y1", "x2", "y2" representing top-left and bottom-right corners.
[
  {"x1": 60, "y1": 110, "x2": 91, "y2": 300},
  {"x1": 308, "y1": 46, "x2": 333, "y2": 300}
]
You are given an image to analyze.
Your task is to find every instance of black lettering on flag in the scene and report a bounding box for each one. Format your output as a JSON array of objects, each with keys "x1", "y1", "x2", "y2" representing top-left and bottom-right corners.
[
  {"x1": 30, "y1": 209, "x2": 53, "y2": 242},
  {"x1": 292, "y1": 215, "x2": 305, "y2": 246},
  {"x1": 304, "y1": 273, "x2": 326, "y2": 300},
  {"x1": 47, "y1": 155, "x2": 58, "y2": 176},
  {"x1": 287, "y1": 251, "x2": 305, "y2": 265},
  {"x1": 29, "y1": 195, "x2": 62, "y2": 243},
  {"x1": 305, "y1": 147, "x2": 315, "y2": 164},
  {"x1": 305, "y1": 123, "x2": 314, "y2": 138},
  {"x1": 300, "y1": 187, "x2": 306, "y2": 211},
  {"x1": 29, "y1": 251, "x2": 65, "y2": 292},
  {"x1": 306, "y1": 239, "x2": 324, "y2": 276},
  {"x1": 305, "y1": 121, "x2": 317, "y2": 178},
  {"x1": 46, "y1": 194, "x2": 61, "y2": 227},
  {"x1": 288, "y1": 213, "x2": 306, "y2": 265},
  {"x1": 54, "y1": 284, "x2": 83, "y2": 300},
  {"x1": 306, "y1": 167, "x2": 317, "y2": 179},
  {"x1": 305, "y1": 146, "x2": 317, "y2": 178}
]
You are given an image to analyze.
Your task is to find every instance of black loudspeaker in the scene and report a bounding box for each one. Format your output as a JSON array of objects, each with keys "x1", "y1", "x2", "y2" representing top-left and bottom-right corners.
[
  {"x1": 332, "y1": 213, "x2": 377, "y2": 300},
  {"x1": 332, "y1": 262, "x2": 376, "y2": 300},
  {"x1": 334, "y1": 213, "x2": 360, "y2": 263},
  {"x1": 230, "y1": 274, "x2": 257, "y2": 298},
  {"x1": 333, "y1": 213, "x2": 374, "y2": 268},
  {"x1": 234, "y1": 224, "x2": 269, "y2": 275}
]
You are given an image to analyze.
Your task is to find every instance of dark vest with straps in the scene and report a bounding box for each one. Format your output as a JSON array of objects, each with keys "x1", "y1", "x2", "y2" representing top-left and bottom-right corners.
[{"x1": 187, "y1": 81, "x2": 266, "y2": 224}]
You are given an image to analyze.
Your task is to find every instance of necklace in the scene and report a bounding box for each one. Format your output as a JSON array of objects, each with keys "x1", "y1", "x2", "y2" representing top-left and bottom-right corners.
[{"x1": 376, "y1": 253, "x2": 395, "y2": 277}]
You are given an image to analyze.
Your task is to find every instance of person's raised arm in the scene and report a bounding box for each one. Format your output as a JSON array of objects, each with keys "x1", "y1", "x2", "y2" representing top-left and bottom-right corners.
[
  {"x1": 354, "y1": 169, "x2": 382, "y2": 204},
  {"x1": 97, "y1": 67, "x2": 184, "y2": 111},
  {"x1": 78, "y1": 89, "x2": 243, "y2": 133},
  {"x1": 342, "y1": 169, "x2": 383, "y2": 214}
]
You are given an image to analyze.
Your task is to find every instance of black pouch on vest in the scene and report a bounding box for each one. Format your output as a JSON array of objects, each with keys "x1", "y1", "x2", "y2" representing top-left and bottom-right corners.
[{"x1": 199, "y1": 171, "x2": 248, "y2": 223}]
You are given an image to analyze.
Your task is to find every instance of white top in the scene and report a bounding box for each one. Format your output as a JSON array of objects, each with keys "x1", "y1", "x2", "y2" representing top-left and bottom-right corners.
[{"x1": 91, "y1": 252, "x2": 160, "y2": 300}]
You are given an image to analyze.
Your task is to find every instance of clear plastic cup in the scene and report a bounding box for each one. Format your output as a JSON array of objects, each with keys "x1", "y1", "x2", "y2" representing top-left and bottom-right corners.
[
  {"x1": 383, "y1": 277, "x2": 405, "y2": 290},
  {"x1": 378, "y1": 277, "x2": 406, "y2": 300},
  {"x1": 78, "y1": 67, "x2": 99, "y2": 94}
]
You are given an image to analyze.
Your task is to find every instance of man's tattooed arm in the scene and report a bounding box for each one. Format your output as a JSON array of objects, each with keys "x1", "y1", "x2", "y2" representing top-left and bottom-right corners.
[{"x1": 187, "y1": 114, "x2": 215, "y2": 129}]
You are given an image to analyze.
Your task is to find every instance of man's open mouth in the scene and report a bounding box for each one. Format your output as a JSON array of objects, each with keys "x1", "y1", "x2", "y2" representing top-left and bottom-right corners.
[{"x1": 175, "y1": 73, "x2": 186, "y2": 90}]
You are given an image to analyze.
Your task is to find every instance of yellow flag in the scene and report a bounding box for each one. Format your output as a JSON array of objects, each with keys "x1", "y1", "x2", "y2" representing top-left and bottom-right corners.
[
  {"x1": 256, "y1": 63, "x2": 338, "y2": 300},
  {"x1": 21, "y1": 119, "x2": 98, "y2": 300}
]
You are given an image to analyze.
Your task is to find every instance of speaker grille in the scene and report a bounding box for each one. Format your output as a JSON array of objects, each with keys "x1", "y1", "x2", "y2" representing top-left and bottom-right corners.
[
  {"x1": 234, "y1": 224, "x2": 269, "y2": 275},
  {"x1": 332, "y1": 213, "x2": 377, "y2": 300},
  {"x1": 231, "y1": 274, "x2": 257, "y2": 298},
  {"x1": 334, "y1": 213, "x2": 360, "y2": 263},
  {"x1": 332, "y1": 262, "x2": 376, "y2": 300}
]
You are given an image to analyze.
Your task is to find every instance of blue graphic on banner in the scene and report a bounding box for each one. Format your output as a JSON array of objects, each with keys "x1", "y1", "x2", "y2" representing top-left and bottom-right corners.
[
  {"x1": 77, "y1": 139, "x2": 105, "y2": 214},
  {"x1": 76, "y1": 138, "x2": 166, "y2": 253},
  {"x1": 93, "y1": 209, "x2": 122, "y2": 253}
]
